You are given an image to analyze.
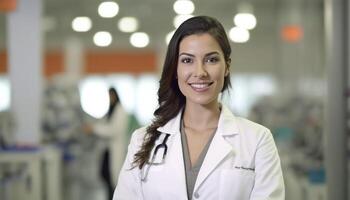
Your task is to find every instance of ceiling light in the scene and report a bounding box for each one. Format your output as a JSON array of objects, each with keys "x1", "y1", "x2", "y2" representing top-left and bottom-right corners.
[
  {"x1": 173, "y1": 14, "x2": 193, "y2": 28},
  {"x1": 165, "y1": 30, "x2": 176, "y2": 44},
  {"x1": 173, "y1": 0, "x2": 195, "y2": 15},
  {"x1": 118, "y1": 17, "x2": 139, "y2": 33},
  {"x1": 72, "y1": 16, "x2": 92, "y2": 32},
  {"x1": 98, "y1": 1, "x2": 119, "y2": 18},
  {"x1": 234, "y1": 13, "x2": 257, "y2": 30},
  {"x1": 229, "y1": 27, "x2": 250, "y2": 43},
  {"x1": 130, "y1": 32, "x2": 149, "y2": 48},
  {"x1": 93, "y1": 31, "x2": 112, "y2": 47}
]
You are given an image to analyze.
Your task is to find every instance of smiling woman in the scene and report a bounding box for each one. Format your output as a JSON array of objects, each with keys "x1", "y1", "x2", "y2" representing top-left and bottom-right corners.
[
  {"x1": 113, "y1": 16, "x2": 285, "y2": 200},
  {"x1": 177, "y1": 34, "x2": 229, "y2": 107}
]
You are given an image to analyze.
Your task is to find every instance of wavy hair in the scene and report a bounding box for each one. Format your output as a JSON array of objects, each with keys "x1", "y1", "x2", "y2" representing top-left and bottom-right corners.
[{"x1": 133, "y1": 16, "x2": 232, "y2": 169}]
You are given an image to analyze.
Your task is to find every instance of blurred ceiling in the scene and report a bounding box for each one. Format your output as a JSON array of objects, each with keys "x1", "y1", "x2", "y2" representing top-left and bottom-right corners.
[
  {"x1": 0, "y1": 0, "x2": 287, "y2": 50},
  {"x1": 0, "y1": 0, "x2": 324, "y2": 64},
  {"x1": 43, "y1": 0, "x2": 280, "y2": 50}
]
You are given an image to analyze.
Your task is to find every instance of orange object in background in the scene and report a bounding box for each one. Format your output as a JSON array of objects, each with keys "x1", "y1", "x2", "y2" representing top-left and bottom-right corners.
[
  {"x1": 281, "y1": 25, "x2": 303, "y2": 43},
  {"x1": 0, "y1": 50, "x2": 157, "y2": 77},
  {"x1": 44, "y1": 52, "x2": 64, "y2": 77},
  {"x1": 0, "y1": 0, "x2": 17, "y2": 12},
  {"x1": 85, "y1": 51, "x2": 157, "y2": 74},
  {"x1": 0, "y1": 51, "x2": 7, "y2": 73},
  {"x1": 0, "y1": 51, "x2": 65, "y2": 77}
]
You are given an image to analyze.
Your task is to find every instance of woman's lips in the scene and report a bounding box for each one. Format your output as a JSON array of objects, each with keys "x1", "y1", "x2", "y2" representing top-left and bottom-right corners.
[{"x1": 189, "y1": 82, "x2": 213, "y2": 92}]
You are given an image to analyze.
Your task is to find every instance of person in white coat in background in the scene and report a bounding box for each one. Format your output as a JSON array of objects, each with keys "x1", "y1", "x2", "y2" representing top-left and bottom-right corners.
[
  {"x1": 84, "y1": 87, "x2": 129, "y2": 200},
  {"x1": 114, "y1": 16, "x2": 285, "y2": 200}
]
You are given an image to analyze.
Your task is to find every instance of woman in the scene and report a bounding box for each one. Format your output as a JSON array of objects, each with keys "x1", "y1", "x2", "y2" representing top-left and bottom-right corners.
[
  {"x1": 114, "y1": 16, "x2": 284, "y2": 200},
  {"x1": 84, "y1": 87, "x2": 129, "y2": 200}
]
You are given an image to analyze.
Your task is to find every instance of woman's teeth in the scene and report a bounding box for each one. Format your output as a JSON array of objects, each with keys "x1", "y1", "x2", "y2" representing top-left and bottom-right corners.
[{"x1": 191, "y1": 83, "x2": 210, "y2": 89}]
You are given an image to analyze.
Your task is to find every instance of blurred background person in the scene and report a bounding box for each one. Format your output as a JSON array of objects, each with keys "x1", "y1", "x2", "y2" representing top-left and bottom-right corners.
[{"x1": 83, "y1": 87, "x2": 129, "y2": 200}]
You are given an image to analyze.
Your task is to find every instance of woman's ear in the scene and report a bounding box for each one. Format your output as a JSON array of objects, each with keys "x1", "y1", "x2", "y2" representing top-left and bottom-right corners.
[{"x1": 225, "y1": 58, "x2": 231, "y2": 76}]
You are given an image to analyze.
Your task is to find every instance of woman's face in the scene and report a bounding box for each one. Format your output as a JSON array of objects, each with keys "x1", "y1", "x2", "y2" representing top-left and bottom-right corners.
[{"x1": 177, "y1": 33, "x2": 229, "y2": 107}]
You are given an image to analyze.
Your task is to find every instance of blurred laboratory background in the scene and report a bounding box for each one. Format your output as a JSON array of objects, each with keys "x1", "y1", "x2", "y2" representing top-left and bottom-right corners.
[{"x1": 0, "y1": 0, "x2": 348, "y2": 199}]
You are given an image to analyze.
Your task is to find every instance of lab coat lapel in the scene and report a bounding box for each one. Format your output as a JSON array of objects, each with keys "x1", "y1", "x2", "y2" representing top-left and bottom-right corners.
[
  {"x1": 194, "y1": 105, "x2": 239, "y2": 191},
  {"x1": 194, "y1": 133, "x2": 232, "y2": 189}
]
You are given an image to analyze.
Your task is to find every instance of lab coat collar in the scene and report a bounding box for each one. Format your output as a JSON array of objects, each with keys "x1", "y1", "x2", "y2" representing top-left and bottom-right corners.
[
  {"x1": 156, "y1": 108, "x2": 183, "y2": 135},
  {"x1": 156, "y1": 104, "x2": 240, "y2": 196},
  {"x1": 217, "y1": 104, "x2": 240, "y2": 136},
  {"x1": 156, "y1": 104, "x2": 240, "y2": 136}
]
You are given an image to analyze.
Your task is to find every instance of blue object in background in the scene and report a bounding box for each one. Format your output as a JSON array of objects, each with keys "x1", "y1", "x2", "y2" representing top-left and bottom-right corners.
[
  {"x1": 273, "y1": 127, "x2": 294, "y2": 141},
  {"x1": 308, "y1": 168, "x2": 326, "y2": 184}
]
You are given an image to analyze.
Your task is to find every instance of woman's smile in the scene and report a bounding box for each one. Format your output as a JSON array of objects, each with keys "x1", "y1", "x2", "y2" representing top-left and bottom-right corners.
[{"x1": 189, "y1": 81, "x2": 214, "y2": 92}]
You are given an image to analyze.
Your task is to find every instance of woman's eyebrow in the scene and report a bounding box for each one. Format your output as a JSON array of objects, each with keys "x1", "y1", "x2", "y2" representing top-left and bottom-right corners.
[
  {"x1": 204, "y1": 51, "x2": 220, "y2": 57},
  {"x1": 179, "y1": 52, "x2": 194, "y2": 57},
  {"x1": 179, "y1": 51, "x2": 220, "y2": 57}
]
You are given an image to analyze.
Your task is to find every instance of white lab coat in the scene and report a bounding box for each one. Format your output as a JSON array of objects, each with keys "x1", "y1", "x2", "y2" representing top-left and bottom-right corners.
[
  {"x1": 93, "y1": 104, "x2": 129, "y2": 186},
  {"x1": 114, "y1": 105, "x2": 285, "y2": 200}
]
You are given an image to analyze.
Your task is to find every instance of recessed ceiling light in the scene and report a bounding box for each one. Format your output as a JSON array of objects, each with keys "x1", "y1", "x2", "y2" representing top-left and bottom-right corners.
[
  {"x1": 98, "y1": 1, "x2": 119, "y2": 18},
  {"x1": 130, "y1": 32, "x2": 149, "y2": 48},
  {"x1": 229, "y1": 27, "x2": 250, "y2": 43},
  {"x1": 93, "y1": 31, "x2": 113, "y2": 47},
  {"x1": 234, "y1": 13, "x2": 257, "y2": 30},
  {"x1": 118, "y1": 17, "x2": 139, "y2": 33},
  {"x1": 72, "y1": 16, "x2": 92, "y2": 32},
  {"x1": 173, "y1": 0, "x2": 195, "y2": 15}
]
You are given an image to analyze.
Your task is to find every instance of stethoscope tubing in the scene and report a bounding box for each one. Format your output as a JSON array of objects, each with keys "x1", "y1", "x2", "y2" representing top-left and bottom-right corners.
[{"x1": 141, "y1": 133, "x2": 170, "y2": 182}]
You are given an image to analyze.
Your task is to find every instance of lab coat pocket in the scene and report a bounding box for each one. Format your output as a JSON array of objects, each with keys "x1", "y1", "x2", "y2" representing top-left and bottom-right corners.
[{"x1": 219, "y1": 169, "x2": 255, "y2": 200}]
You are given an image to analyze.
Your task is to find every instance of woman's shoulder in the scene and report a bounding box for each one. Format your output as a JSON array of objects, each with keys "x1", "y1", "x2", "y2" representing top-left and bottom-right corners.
[
  {"x1": 222, "y1": 105, "x2": 269, "y2": 135},
  {"x1": 129, "y1": 126, "x2": 148, "y2": 144},
  {"x1": 235, "y1": 116, "x2": 269, "y2": 132},
  {"x1": 234, "y1": 116, "x2": 273, "y2": 142},
  {"x1": 232, "y1": 117, "x2": 278, "y2": 159}
]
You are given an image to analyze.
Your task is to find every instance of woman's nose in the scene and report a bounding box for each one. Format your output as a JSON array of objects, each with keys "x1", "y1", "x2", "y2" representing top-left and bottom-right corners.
[{"x1": 194, "y1": 63, "x2": 208, "y2": 77}]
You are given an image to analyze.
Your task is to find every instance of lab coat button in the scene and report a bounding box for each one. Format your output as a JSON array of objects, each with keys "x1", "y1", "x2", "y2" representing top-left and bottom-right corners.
[{"x1": 194, "y1": 192, "x2": 200, "y2": 198}]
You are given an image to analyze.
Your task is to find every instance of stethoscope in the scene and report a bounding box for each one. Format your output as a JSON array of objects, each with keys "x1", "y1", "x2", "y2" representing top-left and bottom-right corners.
[{"x1": 141, "y1": 133, "x2": 170, "y2": 182}]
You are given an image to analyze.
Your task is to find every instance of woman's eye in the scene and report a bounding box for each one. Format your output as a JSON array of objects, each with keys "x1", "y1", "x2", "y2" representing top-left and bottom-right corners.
[
  {"x1": 205, "y1": 57, "x2": 219, "y2": 63},
  {"x1": 181, "y1": 57, "x2": 193, "y2": 63}
]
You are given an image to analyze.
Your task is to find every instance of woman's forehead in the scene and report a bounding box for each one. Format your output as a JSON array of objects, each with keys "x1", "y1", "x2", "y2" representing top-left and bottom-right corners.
[{"x1": 179, "y1": 33, "x2": 223, "y2": 56}]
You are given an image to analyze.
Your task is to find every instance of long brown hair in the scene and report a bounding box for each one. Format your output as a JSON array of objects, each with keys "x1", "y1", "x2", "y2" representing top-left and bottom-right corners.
[{"x1": 133, "y1": 16, "x2": 232, "y2": 169}]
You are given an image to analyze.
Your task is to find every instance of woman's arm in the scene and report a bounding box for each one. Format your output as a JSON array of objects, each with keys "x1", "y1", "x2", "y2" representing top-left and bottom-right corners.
[{"x1": 250, "y1": 130, "x2": 285, "y2": 200}]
